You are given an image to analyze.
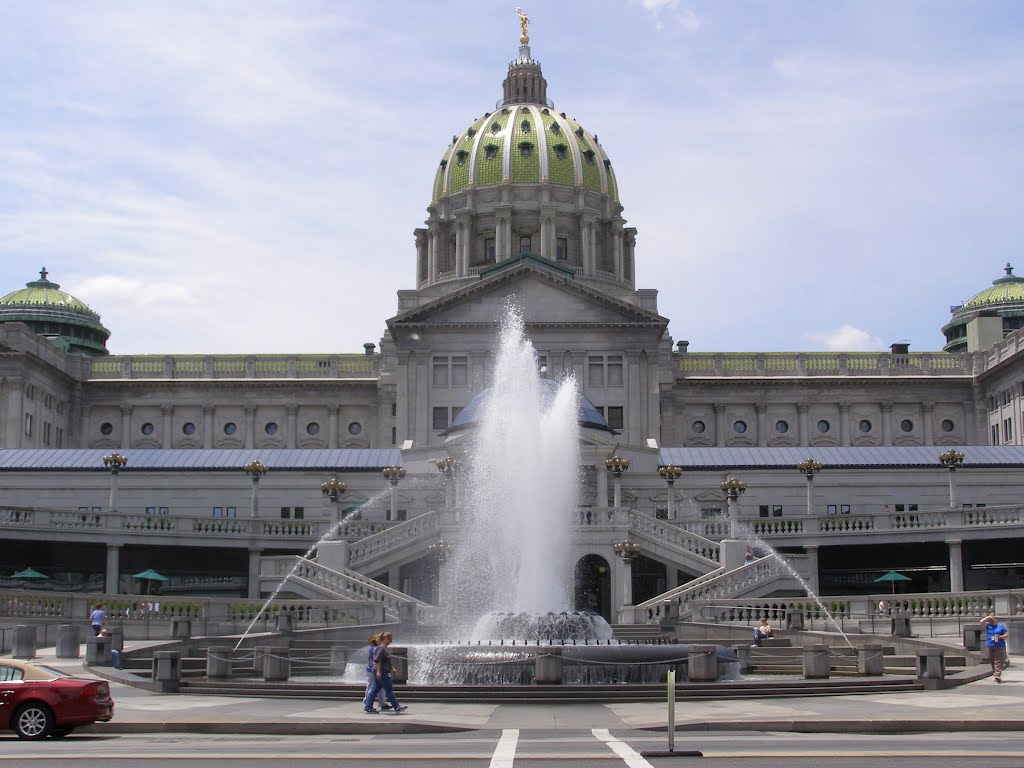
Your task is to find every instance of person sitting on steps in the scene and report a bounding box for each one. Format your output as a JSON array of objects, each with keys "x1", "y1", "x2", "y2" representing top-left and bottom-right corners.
[{"x1": 752, "y1": 618, "x2": 773, "y2": 647}]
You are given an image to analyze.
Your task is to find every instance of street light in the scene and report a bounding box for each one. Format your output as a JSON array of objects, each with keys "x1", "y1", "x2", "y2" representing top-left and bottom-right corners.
[
  {"x1": 382, "y1": 466, "x2": 406, "y2": 522},
  {"x1": 658, "y1": 465, "x2": 682, "y2": 520},
  {"x1": 612, "y1": 540, "x2": 641, "y2": 561},
  {"x1": 427, "y1": 541, "x2": 454, "y2": 562},
  {"x1": 720, "y1": 476, "x2": 747, "y2": 538},
  {"x1": 320, "y1": 475, "x2": 348, "y2": 523},
  {"x1": 612, "y1": 539, "x2": 641, "y2": 611},
  {"x1": 435, "y1": 456, "x2": 459, "y2": 511},
  {"x1": 796, "y1": 458, "x2": 823, "y2": 517},
  {"x1": 605, "y1": 456, "x2": 630, "y2": 511},
  {"x1": 938, "y1": 449, "x2": 965, "y2": 508},
  {"x1": 102, "y1": 451, "x2": 128, "y2": 511},
  {"x1": 243, "y1": 459, "x2": 268, "y2": 518}
]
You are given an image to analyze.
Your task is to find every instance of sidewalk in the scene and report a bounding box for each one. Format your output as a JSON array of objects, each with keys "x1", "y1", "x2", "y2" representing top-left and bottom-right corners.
[{"x1": 10, "y1": 644, "x2": 1023, "y2": 735}]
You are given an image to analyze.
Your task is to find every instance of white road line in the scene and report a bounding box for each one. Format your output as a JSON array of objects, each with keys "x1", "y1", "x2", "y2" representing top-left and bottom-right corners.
[
  {"x1": 593, "y1": 728, "x2": 655, "y2": 768},
  {"x1": 488, "y1": 727, "x2": 519, "y2": 768}
]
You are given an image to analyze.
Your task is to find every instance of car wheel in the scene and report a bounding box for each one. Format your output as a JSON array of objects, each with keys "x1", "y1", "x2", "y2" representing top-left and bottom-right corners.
[{"x1": 13, "y1": 703, "x2": 54, "y2": 740}]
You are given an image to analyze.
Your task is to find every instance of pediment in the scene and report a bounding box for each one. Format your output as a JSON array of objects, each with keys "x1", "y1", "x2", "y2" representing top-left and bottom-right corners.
[{"x1": 388, "y1": 262, "x2": 667, "y2": 336}]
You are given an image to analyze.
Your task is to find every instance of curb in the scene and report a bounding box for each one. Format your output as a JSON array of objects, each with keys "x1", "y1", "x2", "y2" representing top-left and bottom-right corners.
[
  {"x1": 79, "y1": 721, "x2": 475, "y2": 735},
  {"x1": 645, "y1": 720, "x2": 1024, "y2": 734}
]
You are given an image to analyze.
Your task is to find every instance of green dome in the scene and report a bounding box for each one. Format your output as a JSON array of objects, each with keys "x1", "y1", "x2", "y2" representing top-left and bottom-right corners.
[
  {"x1": 433, "y1": 106, "x2": 618, "y2": 202},
  {"x1": 963, "y1": 263, "x2": 1024, "y2": 308},
  {"x1": 0, "y1": 268, "x2": 110, "y2": 356}
]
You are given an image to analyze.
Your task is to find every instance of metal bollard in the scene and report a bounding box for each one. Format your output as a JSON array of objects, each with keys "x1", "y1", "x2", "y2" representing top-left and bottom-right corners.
[
  {"x1": 687, "y1": 644, "x2": 718, "y2": 682},
  {"x1": 12, "y1": 625, "x2": 37, "y2": 660},
  {"x1": 56, "y1": 624, "x2": 81, "y2": 659},
  {"x1": 535, "y1": 646, "x2": 563, "y2": 685},
  {"x1": 206, "y1": 646, "x2": 234, "y2": 678},
  {"x1": 857, "y1": 644, "x2": 884, "y2": 676},
  {"x1": 802, "y1": 644, "x2": 831, "y2": 679},
  {"x1": 152, "y1": 650, "x2": 182, "y2": 693}
]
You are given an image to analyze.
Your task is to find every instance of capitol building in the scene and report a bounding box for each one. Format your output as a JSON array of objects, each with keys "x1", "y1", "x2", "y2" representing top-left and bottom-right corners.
[{"x1": 1, "y1": 26, "x2": 1022, "y2": 623}]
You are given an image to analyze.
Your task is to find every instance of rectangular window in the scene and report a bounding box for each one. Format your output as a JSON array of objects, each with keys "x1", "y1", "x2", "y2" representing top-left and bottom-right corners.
[
  {"x1": 759, "y1": 504, "x2": 770, "y2": 518},
  {"x1": 992, "y1": 424, "x2": 1000, "y2": 444},
  {"x1": 433, "y1": 407, "x2": 449, "y2": 431},
  {"x1": 146, "y1": 506, "x2": 157, "y2": 515},
  {"x1": 1004, "y1": 418, "x2": 1014, "y2": 443},
  {"x1": 213, "y1": 507, "x2": 223, "y2": 517},
  {"x1": 700, "y1": 507, "x2": 722, "y2": 519},
  {"x1": 451, "y1": 406, "x2": 463, "y2": 422},
  {"x1": 773, "y1": 505, "x2": 783, "y2": 517},
  {"x1": 42, "y1": 422, "x2": 51, "y2": 445},
  {"x1": 24, "y1": 413, "x2": 32, "y2": 438},
  {"x1": 606, "y1": 406, "x2": 624, "y2": 430},
  {"x1": 391, "y1": 426, "x2": 397, "y2": 445},
  {"x1": 293, "y1": 507, "x2": 304, "y2": 520},
  {"x1": 56, "y1": 427, "x2": 64, "y2": 448},
  {"x1": 519, "y1": 235, "x2": 532, "y2": 253},
  {"x1": 395, "y1": 509, "x2": 408, "y2": 522},
  {"x1": 556, "y1": 237, "x2": 568, "y2": 261},
  {"x1": 225, "y1": 507, "x2": 237, "y2": 518},
  {"x1": 840, "y1": 504, "x2": 850, "y2": 514},
  {"x1": 655, "y1": 507, "x2": 668, "y2": 520},
  {"x1": 607, "y1": 355, "x2": 623, "y2": 386},
  {"x1": 451, "y1": 356, "x2": 468, "y2": 387},
  {"x1": 280, "y1": 507, "x2": 291, "y2": 519},
  {"x1": 391, "y1": 402, "x2": 397, "y2": 417},
  {"x1": 484, "y1": 238, "x2": 496, "y2": 263},
  {"x1": 537, "y1": 354, "x2": 548, "y2": 377},
  {"x1": 432, "y1": 358, "x2": 449, "y2": 387},
  {"x1": 588, "y1": 356, "x2": 604, "y2": 386},
  {"x1": 827, "y1": 504, "x2": 837, "y2": 515}
]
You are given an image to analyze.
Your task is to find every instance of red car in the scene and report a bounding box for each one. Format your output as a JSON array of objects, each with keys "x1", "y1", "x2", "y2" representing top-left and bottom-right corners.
[{"x1": 0, "y1": 660, "x2": 114, "y2": 739}]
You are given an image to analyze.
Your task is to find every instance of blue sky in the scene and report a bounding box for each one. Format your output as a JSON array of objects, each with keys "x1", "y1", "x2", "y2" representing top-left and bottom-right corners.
[{"x1": 1, "y1": 1, "x2": 1022, "y2": 354}]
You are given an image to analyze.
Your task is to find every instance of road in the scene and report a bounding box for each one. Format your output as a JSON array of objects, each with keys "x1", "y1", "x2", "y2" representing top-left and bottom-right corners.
[{"x1": 1, "y1": 730, "x2": 1023, "y2": 767}]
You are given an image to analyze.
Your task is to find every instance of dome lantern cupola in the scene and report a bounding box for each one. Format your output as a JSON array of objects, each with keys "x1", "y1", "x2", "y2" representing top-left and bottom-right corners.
[
  {"x1": 0, "y1": 267, "x2": 111, "y2": 356},
  {"x1": 503, "y1": 9, "x2": 548, "y2": 107},
  {"x1": 942, "y1": 262, "x2": 1024, "y2": 353}
]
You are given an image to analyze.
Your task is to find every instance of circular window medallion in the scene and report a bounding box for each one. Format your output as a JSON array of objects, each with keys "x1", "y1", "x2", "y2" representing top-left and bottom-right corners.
[
  {"x1": 775, "y1": 420, "x2": 789, "y2": 434},
  {"x1": 858, "y1": 419, "x2": 872, "y2": 433},
  {"x1": 733, "y1": 420, "x2": 747, "y2": 434},
  {"x1": 941, "y1": 419, "x2": 955, "y2": 433},
  {"x1": 182, "y1": 422, "x2": 196, "y2": 435},
  {"x1": 348, "y1": 421, "x2": 362, "y2": 436},
  {"x1": 140, "y1": 422, "x2": 154, "y2": 436},
  {"x1": 816, "y1": 420, "x2": 831, "y2": 434},
  {"x1": 224, "y1": 422, "x2": 237, "y2": 435},
  {"x1": 900, "y1": 419, "x2": 914, "y2": 433},
  {"x1": 691, "y1": 420, "x2": 706, "y2": 434},
  {"x1": 100, "y1": 422, "x2": 113, "y2": 436},
  {"x1": 307, "y1": 422, "x2": 320, "y2": 435},
  {"x1": 265, "y1": 422, "x2": 279, "y2": 436}
]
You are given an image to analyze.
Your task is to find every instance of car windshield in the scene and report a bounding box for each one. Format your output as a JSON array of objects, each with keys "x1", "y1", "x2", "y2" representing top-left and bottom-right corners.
[{"x1": 30, "y1": 664, "x2": 71, "y2": 679}]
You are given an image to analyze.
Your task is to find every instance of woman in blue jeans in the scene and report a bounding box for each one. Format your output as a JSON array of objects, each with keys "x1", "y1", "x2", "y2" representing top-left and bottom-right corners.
[{"x1": 362, "y1": 632, "x2": 407, "y2": 714}]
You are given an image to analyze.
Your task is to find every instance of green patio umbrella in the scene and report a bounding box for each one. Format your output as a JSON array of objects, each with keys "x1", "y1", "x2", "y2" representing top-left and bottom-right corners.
[
  {"x1": 132, "y1": 569, "x2": 169, "y2": 595},
  {"x1": 12, "y1": 567, "x2": 49, "y2": 580},
  {"x1": 874, "y1": 570, "x2": 912, "y2": 594}
]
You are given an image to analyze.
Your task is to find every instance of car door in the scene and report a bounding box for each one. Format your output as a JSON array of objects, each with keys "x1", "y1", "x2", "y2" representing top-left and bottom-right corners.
[{"x1": 0, "y1": 663, "x2": 25, "y2": 728}]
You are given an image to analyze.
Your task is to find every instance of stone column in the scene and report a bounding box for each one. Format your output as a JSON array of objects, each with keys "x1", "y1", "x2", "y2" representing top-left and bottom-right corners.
[
  {"x1": 970, "y1": 401, "x2": 987, "y2": 445},
  {"x1": 119, "y1": 405, "x2": 132, "y2": 449},
  {"x1": 495, "y1": 207, "x2": 513, "y2": 262},
  {"x1": 755, "y1": 403, "x2": 768, "y2": 447},
  {"x1": 286, "y1": 405, "x2": 297, "y2": 448},
  {"x1": 797, "y1": 403, "x2": 809, "y2": 446},
  {"x1": 203, "y1": 404, "x2": 214, "y2": 449},
  {"x1": 615, "y1": 557, "x2": 633, "y2": 609},
  {"x1": 947, "y1": 539, "x2": 964, "y2": 592},
  {"x1": 3, "y1": 376, "x2": 24, "y2": 448},
  {"x1": 838, "y1": 402, "x2": 850, "y2": 446},
  {"x1": 539, "y1": 207, "x2": 555, "y2": 260},
  {"x1": 244, "y1": 406, "x2": 256, "y2": 449},
  {"x1": 713, "y1": 403, "x2": 726, "y2": 447},
  {"x1": 327, "y1": 405, "x2": 339, "y2": 449},
  {"x1": 804, "y1": 545, "x2": 820, "y2": 595},
  {"x1": 596, "y1": 462, "x2": 609, "y2": 507},
  {"x1": 612, "y1": 221, "x2": 624, "y2": 282},
  {"x1": 922, "y1": 402, "x2": 934, "y2": 445},
  {"x1": 161, "y1": 404, "x2": 173, "y2": 449},
  {"x1": 414, "y1": 229, "x2": 428, "y2": 284},
  {"x1": 105, "y1": 544, "x2": 121, "y2": 595},
  {"x1": 427, "y1": 221, "x2": 440, "y2": 281},
  {"x1": 881, "y1": 401, "x2": 894, "y2": 446},
  {"x1": 248, "y1": 549, "x2": 262, "y2": 600}
]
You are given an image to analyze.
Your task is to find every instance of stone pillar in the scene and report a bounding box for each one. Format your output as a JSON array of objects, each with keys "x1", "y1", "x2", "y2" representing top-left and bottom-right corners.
[
  {"x1": 535, "y1": 646, "x2": 563, "y2": 684},
  {"x1": 915, "y1": 649, "x2": 946, "y2": 680},
  {"x1": 947, "y1": 540, "x2": 964, "y2": 592},
  {"x1": 275, "y1": 611, "x2": 294, "y2": 634},
  {"x1": 244, "y1": 406, "x2": 256, "y2": 450},
  {"x1": 3, "y1": 376, "x2": 25, "y2": 448},
  {"x1": 286, "y1": 405, "x2": 297, "y2": 449},
  {"x1": 248, "y1": 549, "x2": 262, "y2": 600},
  {"x1": 922, "y1": 402, "x2": 934, "y2": 445},
  {"x1": 786, "y1": 609, "x2": 806, "y2": 631},
  {"x1": 797, "y1": 403, "x2": 809, "y2": 446},
  {"x1": 161, "y1": 404, "x2": 173, "y2": 449},
  {"x1": 152, "y1": 650, "x2": 182, "y2": 692},
  {"x1": 202, "y1": 404, "x2": 214, "y2": 449},
  {"x1": 838, "y1": 402, "x2": 850, "y2": 446},
  {"x1": 56, "y1": 624, "x2": 80, "y2": 659},
  {"x1": 105, "y1": 544, "x2": 121, "y2": 595},
  {"x1": 713, "y1": 403, "x2": 726, "y2": 447},
  {"x1": 119, "y1": 405, "x2": 132, "y2": 449},
  {"x1": 261, "y1": 647, "x2": 290, "y2": 681},
  {"x1": 804, "y1": 546, "x2": 820, "y2": 595},
  {"x1": 207, "y1": 647, "x2": 233, "y2": 678},
  {"x1": 891, "y1": 614, "x2": 912, "y2": 637},
  {"x1": 857, "y1": 644, "x2": 884, "y2": 676},
  {"x1": 802, "y1": 645, "x2": 830, "y2": 679},
  {"x1": 106, "y1": 626, "x2": 124, "y2": 652},
  {"x1": 731, "y1": 644, "x2": 752, "y2": 673},
  {"x1": 755, "y1": 403, "x2": 768, "y2": 447},
  {"x1": 596, "y1": 463, "x2": 609, "y2": 507},
  {"x1": 327, "y1": 404, "x2": 339, "y2": 449},
  {"x1": 86, "y1": 635, "x2": 112, "y2": 666},
  {"x1": 881, "y1": 402, "x2": 894, "y2": 446},
  {"x1": 171, "y1": 618, "x2": 192, "y2": 640},
  {"x1": 12, "y1": 625, "x2": 37, "y2": 659},
  {"x1": 612, "y1": 221, "x2": 624, "y2": 282},
  {"x1": 963, "y1": 626, "x2": 983, "y2": 651},
  {"x1": 427, "y1": 221, "x2": 440, "y2": 280},
  {"x1": 415, "y1": 229, "x2": 428, "y2": 284},
  {"x1": 687, "y1": 645, "x2": 718, "y2": 682}
]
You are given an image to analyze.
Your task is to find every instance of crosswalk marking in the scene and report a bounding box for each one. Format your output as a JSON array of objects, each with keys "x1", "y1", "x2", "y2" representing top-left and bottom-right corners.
[
  {"x1": 488, "y1": 727, "x2": 519, "y2": 767},
  {"x1": 593, "y1": 728, "x2": 655, "y2": 768}
]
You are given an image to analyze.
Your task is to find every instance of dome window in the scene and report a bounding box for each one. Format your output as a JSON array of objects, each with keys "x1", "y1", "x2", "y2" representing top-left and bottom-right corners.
[
  {"x1": 501, "y1": 108, "x2": 509, "y2": 115},
  {"x1": 455, "y1": 150, "x2": 468, "y2": 166},
  {"x1": 491, "y1": 122, "x2": 501, "y2": 134},
  {"x1": 541, "y1": 108, "x2": 549, "y2": 115},
  {"x1": 439, "y1": 159, "x2": 447, "y2": 169},
  {"x1": 518, "y1": 142, "x2": 533, "y2": 158},
  {"x1": 484, "y1": 144, "x2": 498, "y2": 160},
  {"x1": 604, "y1": 158, "x2": 611, "y2": 169},
  {"x1": 575, "y1": 127, "x2": 584, "y2": 138},
  {"x1": 553, "y1": 143, "x2": 567, "y2": 160},
  {"x1": 549, "y1": 122, "x2": 561, "y2": 134},
  {"x1": 583, "y1": 149, "x2": 596, "y2": 165},
  {"x1": 467, "y1": 127, "x2": 476, "y2": 137},
  {"x1": 520, "y1": 120, "x2": 531, "y2": 133}
]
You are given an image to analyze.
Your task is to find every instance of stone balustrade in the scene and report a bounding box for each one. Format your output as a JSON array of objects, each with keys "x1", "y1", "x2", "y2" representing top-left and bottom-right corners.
[
  {"x1": 675, "y1": 351, "x2": 974, "y2": 377},
  {"x1": 347, "y1": 510, "x2": 442, "y2": 569},
  {"x1": 84, "y1": 353, "x2": 379, "y2": 380},
  {"x1": 627, "y1": 511, "x2": 720, "y2": 566}
]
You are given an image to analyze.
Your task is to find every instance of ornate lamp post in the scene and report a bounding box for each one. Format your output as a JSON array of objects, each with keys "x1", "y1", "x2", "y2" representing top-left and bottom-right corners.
[
  {"x1": 613, "y1": 539, "x2": 641, "y2": 611},
  {"x1": 243, "y1": 459, "x2": 268, "y2": 518},
  {"x1": 796, "y1": 458, "x2": 823, "y2": 517},
  {"x1": 427, "y1": 541, "x2": 454, "y2": 562},
  {"x1": 383, "y1": 466, "x2": 407, "y2": 522},
  {"x1": 720, "y1": 476, "x2": 747, "y2": 538},
  {"x1": 320, "y1": 475, "x2": 348, "y2": 521},
  {"x1": 102, "y1": 451, "x2": 128, "y2": 512},
  {"x1": 938, "y1": 449, "x2": 965, "y2": 508},
  {"x1": 658, "y1": 465, "x2": 682, "y2": 520},
  {"x1": 605, "y1": 456, "x2": 631, "y2": 510},
  {"x1": 436, "y1": 456, "x2": 458, "y2": 511}
]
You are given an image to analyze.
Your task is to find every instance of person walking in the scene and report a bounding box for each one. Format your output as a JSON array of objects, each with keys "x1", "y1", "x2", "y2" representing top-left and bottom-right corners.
[
  {"x1": 362, "y1": 632, "x2": 407, "y2": 714},
  {"x1": 363, "y1": 634, "x2": 389, "y2": 712},
  {"x1": 90, "y1": 603, "x2": 106, "y2": 636},
  {"x1": 980, "y1": 614, "x2": 1009, "y2": 683}
]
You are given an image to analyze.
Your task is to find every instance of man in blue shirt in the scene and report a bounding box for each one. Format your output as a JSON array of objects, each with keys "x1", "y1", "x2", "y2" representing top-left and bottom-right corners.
[
  {"x1": 90, "y1": 603, "x2": 105, "y2": 636},
  {"x1": 980, "y1": 614, "x2": 1009, "y2": 683}
]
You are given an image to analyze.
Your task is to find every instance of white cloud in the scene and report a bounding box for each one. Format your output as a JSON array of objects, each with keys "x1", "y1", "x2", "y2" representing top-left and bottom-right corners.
[
  {"x1": 806, "y1": 325, "x2": 887, "y2": 352},
  {"x1": 631, "y1": 0, "x2": 700, "y2": 33},
  {"x1": 72, "y1": 275, "x2": 198, "y2": 307}
]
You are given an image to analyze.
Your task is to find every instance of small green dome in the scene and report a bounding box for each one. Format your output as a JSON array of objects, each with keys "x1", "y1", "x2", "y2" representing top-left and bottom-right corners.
[
  {"x1": 963, "y1": 263, "x2": 1024, "y2": 308},
  {"x1": 0, "y1": 268, "x2": 110, "y2": 356}
]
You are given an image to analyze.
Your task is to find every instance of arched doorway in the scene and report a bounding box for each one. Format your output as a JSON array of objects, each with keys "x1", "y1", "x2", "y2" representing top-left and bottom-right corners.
[{"x1": 574, "y1": 554, "x2": 611, "y2": 622}]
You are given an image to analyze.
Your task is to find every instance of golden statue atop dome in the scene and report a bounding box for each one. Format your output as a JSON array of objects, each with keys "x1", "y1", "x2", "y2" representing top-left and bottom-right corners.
[{"x1": 516, "y1": 7, "x2": 530, "y2": 43}]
